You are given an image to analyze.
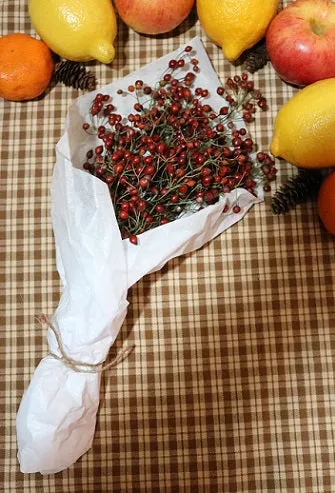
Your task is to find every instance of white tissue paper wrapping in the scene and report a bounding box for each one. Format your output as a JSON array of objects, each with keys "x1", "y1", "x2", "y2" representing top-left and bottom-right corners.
[{"x1": 16, "y1": 37, "x2": 262, "y2": 474}]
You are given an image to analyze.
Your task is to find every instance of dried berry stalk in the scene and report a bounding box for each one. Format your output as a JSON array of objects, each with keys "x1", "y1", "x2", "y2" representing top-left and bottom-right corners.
[{"x1": 81, "y1": 45, "x2": 276, "y2": 244}]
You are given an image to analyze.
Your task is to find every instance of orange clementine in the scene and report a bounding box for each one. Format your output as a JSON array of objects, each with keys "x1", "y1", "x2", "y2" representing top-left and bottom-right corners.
[
  {"x1": 317, "y1": 171, "x2": 335, "y2": 235},
  {"x1": 0, "y1": 33, "x2": 54, "y2": 101}
]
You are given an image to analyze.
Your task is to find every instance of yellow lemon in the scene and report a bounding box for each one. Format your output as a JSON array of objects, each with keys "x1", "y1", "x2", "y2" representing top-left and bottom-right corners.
[
  {"x1": 197, "y1": 0, "x2": 279, "y2": 62},
  {"x1": 271, "y1": 78, "x2": 335, "y2": 169},
  {"x1": 29, "y1": 0, "x2": 117, "y2": 63}
]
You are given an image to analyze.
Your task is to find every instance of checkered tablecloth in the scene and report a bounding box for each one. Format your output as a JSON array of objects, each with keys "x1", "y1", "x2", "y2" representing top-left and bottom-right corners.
[{"x1": 1, "y1": 1, "x2": 335, "y2": 491}]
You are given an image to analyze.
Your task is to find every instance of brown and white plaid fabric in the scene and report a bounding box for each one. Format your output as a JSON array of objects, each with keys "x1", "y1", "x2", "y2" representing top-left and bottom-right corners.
[{"x1": 1, "y1": 1, "x2": 335, "y2": 491}]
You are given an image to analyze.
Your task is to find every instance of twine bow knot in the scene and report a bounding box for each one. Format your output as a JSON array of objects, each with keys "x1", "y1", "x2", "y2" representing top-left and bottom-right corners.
[{"x1": 37, "y1": 314, "x2": 134, "y2": 373}]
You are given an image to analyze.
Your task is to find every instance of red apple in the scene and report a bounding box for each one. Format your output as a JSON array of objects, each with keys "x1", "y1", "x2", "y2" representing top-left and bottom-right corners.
[
  {"x1": 266, "y1": 0, "x2": 335, "y2": 86},
  {"x1": 114, "y1": 0, "x2": 194, "y2": 35}
]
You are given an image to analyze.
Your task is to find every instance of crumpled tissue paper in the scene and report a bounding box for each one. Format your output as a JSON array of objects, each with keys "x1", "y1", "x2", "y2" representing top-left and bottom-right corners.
[{"x1": 16, "y1": 37, "x2": 262, "y2": 474}]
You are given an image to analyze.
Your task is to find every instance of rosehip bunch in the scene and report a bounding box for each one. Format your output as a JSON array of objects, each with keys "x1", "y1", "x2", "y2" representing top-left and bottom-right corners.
[{"x1": 82, "y1": 45, "x2": 276, "y2": 244}]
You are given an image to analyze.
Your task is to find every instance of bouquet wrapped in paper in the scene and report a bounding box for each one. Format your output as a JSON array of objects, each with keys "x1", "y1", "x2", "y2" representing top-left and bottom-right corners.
[{"x1": 16, "y1": 37, "x2": 273, "y2": 474}]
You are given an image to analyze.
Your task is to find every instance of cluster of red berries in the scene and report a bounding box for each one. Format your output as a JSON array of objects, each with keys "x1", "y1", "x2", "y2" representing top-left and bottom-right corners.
[{"x1": 82, "y1": 45, "x2": 276, "y2": 245}]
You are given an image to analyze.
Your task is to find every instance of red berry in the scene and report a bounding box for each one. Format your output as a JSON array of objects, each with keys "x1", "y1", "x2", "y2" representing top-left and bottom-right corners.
[
  {"x1": 243, "y1": 112, "x2": 253, "y2": 122},
  {"x1": 258, "y1": 98, "x2": 267, "y2": 110},
  {"x1": 243, "y1": 138, "x2": 253, "y2": 149},
  {"x1": 143, "y1": 165, "x2": 155, "y2": 176},
  {"x1": 119, "y1": 210, "x2": 129, "y2": 220},
  {"x1": 166, "y1": 164, "x2": 175, "y2": 175},
  {"x1": 201, "y1": 167, "x2": 211, "y2": 176},
  {"x1": 178, "y1": 184, "x2": 188, "y2": 195},
  {"x1": 115, "y1": 164, "x2": 124, "y2": 174},
  {"x1": 232, "y1": 137, "x2": 242, "y2": 148},
  {"x1": 204, "y1": 191, "x2": 214, "y2": 203},
  {"x1": 139, "y1": 177, "x2": 149, "y2": 188},
  {"x1": 202, "y1": 176, "x2": 212, "y2": 187},
  {"x1": 157, "y1": 143, "x2": 166, "y2": 154},
  {"x1": 138, "y1": 200, "x2": 146, "y2": 211},
  {"x1": 219, "y1": 166, "x2": 229, "y2": 177},
  {"x1": 129, "y1": 235, "x2": 138, "y2": 245},
  {"x1": 170, "y1": 103, "x2": 181, "y2": 114}
]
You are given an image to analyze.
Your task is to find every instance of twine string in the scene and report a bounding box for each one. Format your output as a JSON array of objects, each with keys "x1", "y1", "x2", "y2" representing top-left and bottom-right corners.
[{"x1": 36, "y1": 314, "x2": 134, "y2": 373}]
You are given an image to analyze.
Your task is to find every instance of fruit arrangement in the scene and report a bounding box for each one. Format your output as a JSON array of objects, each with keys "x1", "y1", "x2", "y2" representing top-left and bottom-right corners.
[
  {"x1": 1, "y1": 0, "x2": 335, "y2": 235},
  {"x1": 114, "y1": 0, "x2": 195, "y2": 35},
  {"x1": 197, "y1": 0, "x2": 279, "y2": 62},
  {"x1": 271, "y1": 79, "x2": 335, "y2": 170},
  {"x1": 29, "y1": 0, "x2": 117, "y2": 63},
  {"x1": 317, "y1": 171, "x2": 335, "y2": 236},
  {"x1": 266, "y1": 0, "x2": 335, "y2": 87},
  {"x1": 0, "y1": 33, "x2": 54, "y2": 101}
]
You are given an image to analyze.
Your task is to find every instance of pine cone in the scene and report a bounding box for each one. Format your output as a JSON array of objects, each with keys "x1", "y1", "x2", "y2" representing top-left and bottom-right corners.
[
  {"x1": 53, "y1": 60, "x2": 97, "y2": 91},
  {"x1": 271, "y1": 169, "x2": 323, "y2": 215},
  {"x1": 243, "y1": 39, "x2": 269, "y2": 73}
]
